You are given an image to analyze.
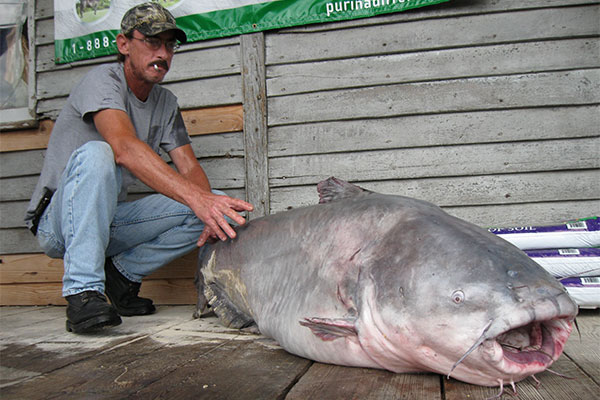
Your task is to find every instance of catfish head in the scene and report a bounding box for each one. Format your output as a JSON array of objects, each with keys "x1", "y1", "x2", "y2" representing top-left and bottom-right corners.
[{"x1": 357, "y1": 202, "x2": 578, "y2": 387}]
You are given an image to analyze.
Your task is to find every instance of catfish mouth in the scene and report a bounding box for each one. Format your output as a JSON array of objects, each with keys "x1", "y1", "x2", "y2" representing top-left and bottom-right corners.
[
  {"x1": 496, "y1": 321, "x2": 556, "y2": 365},
  {"x1": 450, "y1": 316, "x2": 574, "y2": 385},
  {"x1": 488, "y1": 317, "x2": 573, "y2": 374}
]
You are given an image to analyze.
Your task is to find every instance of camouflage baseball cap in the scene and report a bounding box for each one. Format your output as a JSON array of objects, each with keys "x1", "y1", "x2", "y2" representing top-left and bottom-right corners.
[{"x1": 121, "y1": 2, "x2": 187, "y2": 43}]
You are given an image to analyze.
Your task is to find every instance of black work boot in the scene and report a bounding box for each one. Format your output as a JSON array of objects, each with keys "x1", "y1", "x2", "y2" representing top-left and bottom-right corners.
[
  {"x1": 66, "y1": 291, "x2": 122, "y2": 333},
  {"x1": 104, "y1": 258, "x2": 156, "y2": 316}
]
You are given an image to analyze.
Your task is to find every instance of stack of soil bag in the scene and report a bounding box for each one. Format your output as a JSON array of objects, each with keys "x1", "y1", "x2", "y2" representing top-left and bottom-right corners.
[{"x1": 489, "y1": 217, "x2": 600, "y2": 309}]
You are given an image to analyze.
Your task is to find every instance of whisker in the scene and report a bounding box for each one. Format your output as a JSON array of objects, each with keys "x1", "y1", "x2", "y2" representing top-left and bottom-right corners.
[
  {"x1": 545, "y1": 368, "x2": 576, "y2": 380},
  {"x1": 510, "y1": 380, "x2": 518, "y2": 396},
  {"x1": 485, "y1": 379, "x2": 505, "y2": 400},
  {"x1": 558, "y1": 267, "x2": 600, "y2": 281},
  {"x1": 530, "y1": 374, "x2": 541, "y2": 389},
  {"x1": 448, "y1": 319, "x2": 493, "y2": 379},
  {"x1": 573, "y1": 317, "x2": 582, "y2": 342},
  {"x1": 500, "y1": 343, "x2": 520, "y2": 350},
  {"x1": 500, "y1": 342, "x2": 555, "y2": 362}
]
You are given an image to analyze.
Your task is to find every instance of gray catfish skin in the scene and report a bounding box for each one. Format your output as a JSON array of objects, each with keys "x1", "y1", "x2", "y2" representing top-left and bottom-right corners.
[{"x1": 196, "y1": 177, "x2": 577, "y2": 387}]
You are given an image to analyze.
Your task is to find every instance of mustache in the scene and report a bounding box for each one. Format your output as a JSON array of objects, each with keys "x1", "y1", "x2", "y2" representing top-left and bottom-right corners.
[{"x1": 150, "y1": 60, "x2": 169, "y2": 71}]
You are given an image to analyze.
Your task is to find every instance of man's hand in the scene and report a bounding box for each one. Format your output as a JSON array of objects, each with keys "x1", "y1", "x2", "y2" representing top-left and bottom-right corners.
[
  {"x1": 197, "y1": 225, "x2": 218, "y2": 247},
  {"x1": 168, "y1": 144, "x2": 254, "y2": 247},
  {"x1": 191, "y1": 191, "x2": 254, "y2": 247}
]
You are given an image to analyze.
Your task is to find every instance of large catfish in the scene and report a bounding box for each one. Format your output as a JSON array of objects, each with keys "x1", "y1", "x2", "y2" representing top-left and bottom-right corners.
[{"x1": 196, "y1": 177, "x2": 577, "y2": 388}]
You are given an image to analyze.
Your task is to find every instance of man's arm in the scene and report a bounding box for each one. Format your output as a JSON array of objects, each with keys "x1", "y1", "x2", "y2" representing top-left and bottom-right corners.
[
  {"x1": 169, "y1": 143, "x2": 211, "y2": 191},
  {"x1": 169, "y1": 143, "x2": 245, "y2": 246},
  {"x1": 93, "y1": 108, "x2": 253, "y2": 244}
]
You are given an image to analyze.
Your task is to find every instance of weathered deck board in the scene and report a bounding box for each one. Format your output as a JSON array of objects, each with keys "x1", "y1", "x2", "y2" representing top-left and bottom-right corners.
[
  {"x1": 563, "y1": 310, "x2": 600, "y2": 386},
  {"x1": 1, "y1": 338, "x2": 309, "y2": 399},
  {"x1": 1, "y1": 307, "x2": 598, "y2": 399},
  {"x1": 287, "y1": 363, "x2": 442, "y2": 400},
  {"x1": 444, "y1": 355, "x2": 600, "y2": 400},
  {"x1": 130, "y1": 341, "x2": 311, "y2": 399}
]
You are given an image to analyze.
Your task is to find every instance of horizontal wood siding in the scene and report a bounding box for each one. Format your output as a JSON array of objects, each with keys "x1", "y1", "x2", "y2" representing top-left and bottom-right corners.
[
  {"x1": 268, "y1": 70, "x2": 599, "y2": 125},
  {"x1": 265, "y1": 0, "x2": 600, "y2": 226},
  {"x1": 267, "y1": 3, "x2": 600, "y2": 65},
  {"x1": 0, "y1": 252, "x2": 198, "y2": 305}
]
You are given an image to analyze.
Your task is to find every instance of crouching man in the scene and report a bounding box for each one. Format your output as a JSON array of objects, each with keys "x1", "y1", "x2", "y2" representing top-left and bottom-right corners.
[{"x1": 24, "y1": 2, "x2": 253, "y2": 333}]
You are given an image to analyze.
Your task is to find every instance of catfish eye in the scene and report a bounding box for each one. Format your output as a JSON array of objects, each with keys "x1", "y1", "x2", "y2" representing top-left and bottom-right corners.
[{"x1": 452, "y1": 290, "x2": 465, "y2": 304}]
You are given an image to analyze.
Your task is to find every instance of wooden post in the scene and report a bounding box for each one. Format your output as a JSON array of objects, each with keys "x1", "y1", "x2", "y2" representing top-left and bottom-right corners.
[{"x1": 241, "y1": 33, "x2": 269, "y2": 219}]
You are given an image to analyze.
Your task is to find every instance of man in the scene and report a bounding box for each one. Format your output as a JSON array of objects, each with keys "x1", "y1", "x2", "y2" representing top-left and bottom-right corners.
[{"x1": 24, "y1": 3, "x2": 253, "y2": 334}]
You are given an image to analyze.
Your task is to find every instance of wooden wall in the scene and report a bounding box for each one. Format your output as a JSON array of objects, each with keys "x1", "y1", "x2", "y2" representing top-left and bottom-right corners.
[
  {"x1": 265, "y1": 0, "x2": 600, "y2": 223},
  {"x1": 1, "y1": 0, "x2": 598, "y2": 305}
]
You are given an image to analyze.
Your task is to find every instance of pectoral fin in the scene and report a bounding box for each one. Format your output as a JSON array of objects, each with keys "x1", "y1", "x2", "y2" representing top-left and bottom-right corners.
[{"x1": 300, "y1": 317, "x2": 358, "y2": 341}]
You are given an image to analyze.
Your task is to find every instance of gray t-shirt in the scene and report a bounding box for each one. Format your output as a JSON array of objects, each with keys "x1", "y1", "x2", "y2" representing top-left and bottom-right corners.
[{"x1": 25, "y1": 63, "x2": 190, "y2": 226}]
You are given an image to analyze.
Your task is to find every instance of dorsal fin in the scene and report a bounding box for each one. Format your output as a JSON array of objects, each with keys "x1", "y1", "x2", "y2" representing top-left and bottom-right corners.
[{"x1": 317, "y1": 177, "x2": 371, "y2": 204}]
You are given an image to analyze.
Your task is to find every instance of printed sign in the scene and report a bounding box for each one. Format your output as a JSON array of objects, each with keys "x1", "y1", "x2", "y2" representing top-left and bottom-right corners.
[{"x1": 54, "y1": 0, "x2": 448, "y2": 64}]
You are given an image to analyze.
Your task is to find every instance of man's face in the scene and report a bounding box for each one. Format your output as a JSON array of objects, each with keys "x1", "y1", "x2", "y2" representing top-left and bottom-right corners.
[{"x1": 118, "y1": 30, "x2": 177, "y2": 85}]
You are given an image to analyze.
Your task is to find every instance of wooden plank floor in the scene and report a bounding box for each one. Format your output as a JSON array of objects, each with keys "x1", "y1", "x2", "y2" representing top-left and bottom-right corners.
[{"x1": 1, "y1": 306, "x2": 598, "y2": 399}]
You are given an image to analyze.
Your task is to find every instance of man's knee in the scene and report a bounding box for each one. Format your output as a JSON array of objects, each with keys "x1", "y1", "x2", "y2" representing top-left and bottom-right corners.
[
  {"x1": 76, "y1": 141, "x2": 115, "y2": 168},
  {"x1": 70, "y1": 141, "x2": 120, "y2": 184}
]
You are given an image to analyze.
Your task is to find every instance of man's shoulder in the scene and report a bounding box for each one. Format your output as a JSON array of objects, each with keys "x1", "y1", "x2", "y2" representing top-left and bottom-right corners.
[
  {"x1": 74, "y1": 63, "x2": 122, "y2": 88},
  {"x1": 69, "y1": 63, "x2": 125, "y2": 98},
  {"x1": 64, "y1": 63, "x2": 127, "y2": 117}
]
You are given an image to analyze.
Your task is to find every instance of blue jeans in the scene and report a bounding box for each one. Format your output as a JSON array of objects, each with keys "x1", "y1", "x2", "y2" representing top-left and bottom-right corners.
[{"x1": 36, "y1": 141, "x2": 215, "y2": 297}]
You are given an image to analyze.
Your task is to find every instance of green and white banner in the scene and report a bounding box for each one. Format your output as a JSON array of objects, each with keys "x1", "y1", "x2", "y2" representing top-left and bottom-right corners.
[{"x1": 55, "y1": 0, "x2": 448, "y2": 64}]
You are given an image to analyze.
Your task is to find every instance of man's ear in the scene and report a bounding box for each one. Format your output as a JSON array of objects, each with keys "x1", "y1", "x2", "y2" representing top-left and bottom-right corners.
[{"x1": 116, "y1": 33, "x2": 129, "y2": 57}]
